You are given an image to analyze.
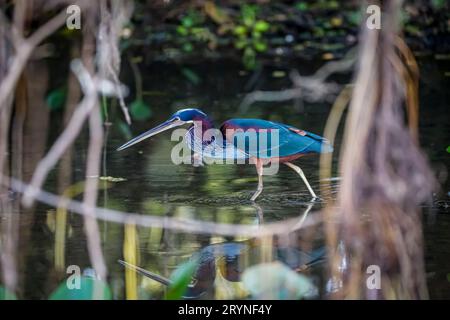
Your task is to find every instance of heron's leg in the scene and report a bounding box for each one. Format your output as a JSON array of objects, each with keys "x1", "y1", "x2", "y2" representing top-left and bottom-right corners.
[
  {"x1": 252, "y1": 203, "x2": 264, "y2": 224},
  {"x1": 192, "y1": 152, "x2": 204, "y2": 167},
  {"x1": 250, "y1": 159, "x2": 264, "y2": 201},
  {"x1": 284, "y1": 162, "x2": 318, "y2": 198}
]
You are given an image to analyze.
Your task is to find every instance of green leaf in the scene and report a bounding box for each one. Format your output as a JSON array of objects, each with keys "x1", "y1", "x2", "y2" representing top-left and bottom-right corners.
[
  {"x1": 234, "y1": 25, "x2": 247, "y2": 37},
  {"x1": 176, "y1": 26, "x2": 189, "y2": 36},
  {"x1": 166, "y1": 259, "x2": 198, "y2": 300},
  {"x1": 181, "y1": 16, "x2": 194, "y2": 28},
  {"x1": 253, "y1": 40, "x2": 267, "y2": 52},
  {"x1": 181, "y1": 68, "x2": 201, "y2": 85},
  {"x1": 254, "y1": 20, "x2": 269, "y2": 33},
  {"x1": 252, "y1": 30, "x2": 262, "y2": 39},
  {"x1": 243, "y1": 47, "x2": 256, "y2": 70},
  {"x1": 234, "y1": 39, "x2": 248, "y2": 49},
  {"x1": 242, "y1": 262, "x2": 317, "y2": 299},
  {"x1": 130, "y1": 99, "x2": 152, "y2": 121},
  {"x1": 46, "y1": 88, "x2": 66, "y2": 111},
  {"x1": 446, "y1": 146, "x2": 450, "y2": 153},
  {"x1": 49, "y1": 277, "x2": 112, "y2": 300},
  {"x1": 242, "y1": 5, "x2": 257, "y2": 27},
  {"x1": 0, "y1": 286, "x2": 17, "y2": 300}
]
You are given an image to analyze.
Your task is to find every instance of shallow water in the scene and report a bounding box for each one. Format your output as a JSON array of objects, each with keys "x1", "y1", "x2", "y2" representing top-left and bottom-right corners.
[{"x1": 12, "y1": 57, "x2": 450, "y2": 299}]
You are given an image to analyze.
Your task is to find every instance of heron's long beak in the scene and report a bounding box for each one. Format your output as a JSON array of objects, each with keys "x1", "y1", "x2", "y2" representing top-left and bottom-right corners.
[
  {"x1": 118, "y1": 260, "x2": 172, "y2": 286},
  {"x1": 117, "y1": 117, "x2": 184, "y2": 151}
]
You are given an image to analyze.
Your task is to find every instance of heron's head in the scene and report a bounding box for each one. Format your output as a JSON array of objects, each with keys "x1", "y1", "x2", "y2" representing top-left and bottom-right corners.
[
  {"x1": 172, "y1": 108, "x2": 208, "y2": 122},
  {"x1": 116, "y1": 108, "x2": 207, "y2": 151}
]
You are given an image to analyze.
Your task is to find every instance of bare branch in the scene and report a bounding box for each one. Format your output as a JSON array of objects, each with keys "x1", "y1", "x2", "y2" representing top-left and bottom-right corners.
[
  {"x1": 97, "y1": 0, "x2": 133, "y2": 124},
  {"x1": 83, "y1": 107, "x2": 107, "y2": 280},
  {"x1": 0, "y1": 8, "x2": 68, "y2": 111}
]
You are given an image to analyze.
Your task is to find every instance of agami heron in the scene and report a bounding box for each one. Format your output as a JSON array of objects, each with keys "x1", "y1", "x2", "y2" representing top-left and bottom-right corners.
[{"x1": 117, "y1": 108, "x2": 333, "y2": 201}]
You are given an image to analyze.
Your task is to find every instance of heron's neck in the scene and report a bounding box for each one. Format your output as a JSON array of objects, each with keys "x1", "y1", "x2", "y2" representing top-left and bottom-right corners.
[{"x1": 192, "y1": 115, "x2": 214, "y2": 132}]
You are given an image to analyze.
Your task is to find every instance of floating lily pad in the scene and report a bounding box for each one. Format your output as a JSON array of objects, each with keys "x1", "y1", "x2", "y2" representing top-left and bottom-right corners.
[
  {"x1": 272, "y1": 70, "x2": 286, "y2": 78},
  {"x1": 242, "y1": 262, "x2": 317, "y2": 300},
  {"x1": 100, "y1": 176, "x2": 127, "y2": 182}
]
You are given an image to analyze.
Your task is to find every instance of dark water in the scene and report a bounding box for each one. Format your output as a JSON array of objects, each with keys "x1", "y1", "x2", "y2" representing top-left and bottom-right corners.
[{"x1": 16, "y1": 57, "x2": 450, "y2": 299}]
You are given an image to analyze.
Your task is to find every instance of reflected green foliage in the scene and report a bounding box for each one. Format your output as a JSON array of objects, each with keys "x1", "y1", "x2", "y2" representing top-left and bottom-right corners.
[
  {"x1": 130, "y1": 99, "x2": 152, "y2": 121},
  {"x1": 143, "y1": 199, "x2": 167, "y2": 216},
  {"x1": 242, "y1": 262, "x2": 317, "y2": 300},
  {"x1": 49, "y1": 277, "x2": 112, "y2": 300},
  {"x1": 0, "y1": 286, "x2": 17, "y2": 300},
  {"x1": 166, "y1": 258, "x2": 199, "y2": 300}
]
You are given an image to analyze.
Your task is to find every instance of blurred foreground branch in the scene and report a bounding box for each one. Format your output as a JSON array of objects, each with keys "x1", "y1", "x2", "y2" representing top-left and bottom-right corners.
[{"x1": 324, "y1": 1, "x2": 435, "y2": 299}]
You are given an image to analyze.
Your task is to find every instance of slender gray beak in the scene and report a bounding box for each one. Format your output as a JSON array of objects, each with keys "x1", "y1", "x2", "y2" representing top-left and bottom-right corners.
[{"x1": 116, "y1": 117, "x2": 184, "y2": 151}]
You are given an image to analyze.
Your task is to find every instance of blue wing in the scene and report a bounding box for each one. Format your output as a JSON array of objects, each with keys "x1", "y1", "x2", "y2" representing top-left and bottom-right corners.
[
  {"x1": 184, "y1": 126, "x2": 249, "y2": 160},
  {"x1": 221, "y1": 119, "x2": 332, "y2": 159}
]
